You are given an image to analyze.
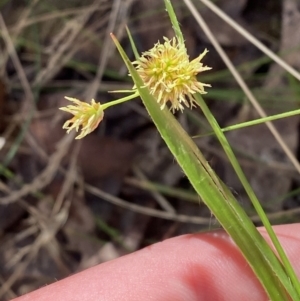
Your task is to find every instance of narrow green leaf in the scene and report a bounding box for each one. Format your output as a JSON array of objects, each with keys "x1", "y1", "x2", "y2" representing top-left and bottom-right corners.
[
  {"x1": 194, "y1": 108, "x2": 300, "y2": 138},
  {"x1": 195, "y1": 93, "x2": 300, "y2": 297},
  {"x1": 164, "y1": 0, "x2": 184, "y2": 43},
  {"x1": 111, "y1": 33, "x2": 298, "y2": 301},
  {"x1": 126, "y1": 26, "x2": 140, "y2": 60}
]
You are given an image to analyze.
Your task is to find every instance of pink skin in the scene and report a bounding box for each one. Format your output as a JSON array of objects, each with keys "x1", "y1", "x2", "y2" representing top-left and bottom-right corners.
[{"x1": 13, "y1": 224, "x2": 300, "y2": 301}]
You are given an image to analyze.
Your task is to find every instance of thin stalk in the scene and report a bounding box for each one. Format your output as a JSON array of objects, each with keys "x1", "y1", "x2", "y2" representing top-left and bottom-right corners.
[
  {"x1": 163, "y1": 0, "x2": 184, "y2": 44},
  {"x1": 101, "y1": 92, "x2": 139, "y2": 110},
  {"x1": 194, "y1": 108, "x2": 300, "y2": 138},
  {"x1": 126, "y1": 26, "x2": 140, "y2": 59},
  {"x1": 164, "y1": 0, "x2": 300, "y2": 296},
  {"x1": 112, "y1": 31, "x2": 299, "y2": 301},
  {"x1": 195, "y1": 93, "x2": 300, "y2": 296}
]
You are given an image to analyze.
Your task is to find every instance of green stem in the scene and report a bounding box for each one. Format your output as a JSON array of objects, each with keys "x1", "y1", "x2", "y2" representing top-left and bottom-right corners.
[
  {"x1": 164, "y1": 0, "x2": 184, "y2": 44},
  {"x1": 194, "y1": 108, "x2": 300, "y2": 138},
  {"x1": 195, "y1": 93, "x2": 300, "y2": 296},
  {"x1": 101, "y1": 92, "x2": 139, "y2": 110},
  {"x1": 112, "y1": 31, "x2": 298, "y2": 300}
]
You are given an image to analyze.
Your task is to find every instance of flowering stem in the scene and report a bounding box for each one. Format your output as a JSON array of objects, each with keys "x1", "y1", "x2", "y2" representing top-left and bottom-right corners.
[
  {"x1": 164, "y1": 0, "x2": 184, "y2": 44},
  {"x1": 110, "y1": 0, "x2": 300, "y2": 298},
  {"x1": 194, "y1": 93, "x2": 300, "y2": 297},
  {"x1": 101, "y1": 91, "x2": 139, "y2": 110},
  {"x1": 194, "y1": 108, "x2": 300, "y2": 138}
]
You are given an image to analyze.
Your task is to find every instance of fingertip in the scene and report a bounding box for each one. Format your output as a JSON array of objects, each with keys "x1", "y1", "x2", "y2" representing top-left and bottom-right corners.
[{"x1": 14, "y1": 224, "x2": 300, "y2": 301}]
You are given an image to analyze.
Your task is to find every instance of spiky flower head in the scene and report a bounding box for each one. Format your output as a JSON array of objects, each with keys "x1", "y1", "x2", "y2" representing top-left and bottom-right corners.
[
  {"x1": 59, "y1": 97, "x2": 104, "y2": 139},
  {"x1": 133, "y1": 37, "x2": 211, "y2": 112}
]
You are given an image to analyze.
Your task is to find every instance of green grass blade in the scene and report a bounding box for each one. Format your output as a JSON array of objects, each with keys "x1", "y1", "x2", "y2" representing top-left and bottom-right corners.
[
  {"x1": 111, "y1": 34, "x2": 298, "y2": 301},
  {"x1": 194, "y1": 108, "x2": 300, "y2": 138},
  {"x1": 126, "y1": 26, "x2": 140, "y2": 60},
  {"x1": 194, "y1": 93, "x2": 300, "y2": 297},
  {"x1": 164, "y1": 0, "x2": 184, "y2": 43}
]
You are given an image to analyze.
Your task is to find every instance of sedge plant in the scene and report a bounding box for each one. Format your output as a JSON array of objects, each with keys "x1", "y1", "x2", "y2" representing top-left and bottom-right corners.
[{"x1": 59, "y1": 0, "x2": 300, "y2": 299}]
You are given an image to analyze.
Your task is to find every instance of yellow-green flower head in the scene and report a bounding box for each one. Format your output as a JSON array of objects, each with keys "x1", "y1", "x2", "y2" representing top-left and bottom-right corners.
[
  {"x1": 133, "y1": 37, "x2": 211, "y2": 112},
  {"x1": 59, "y1": 97, "x2": 104, "y2": 139}
]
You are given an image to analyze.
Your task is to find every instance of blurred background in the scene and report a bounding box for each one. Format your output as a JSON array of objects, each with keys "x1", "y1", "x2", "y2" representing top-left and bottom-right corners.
[{"x1": 0, "y1": 0, "x2": 300, "y2": 299}]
